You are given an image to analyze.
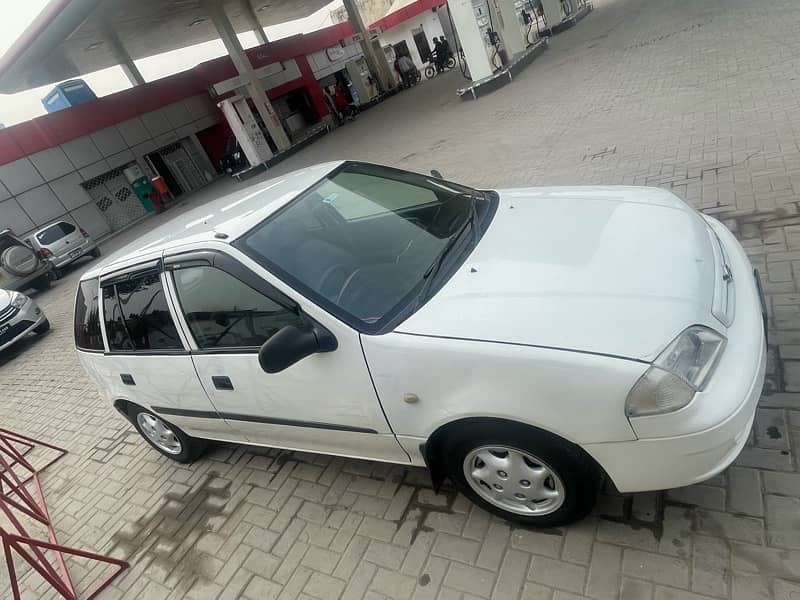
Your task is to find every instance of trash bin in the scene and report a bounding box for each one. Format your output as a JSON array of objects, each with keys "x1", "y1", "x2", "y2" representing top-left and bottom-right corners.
[{"x1": 123, "y1": 165, "x2": 157, "y2": 213}]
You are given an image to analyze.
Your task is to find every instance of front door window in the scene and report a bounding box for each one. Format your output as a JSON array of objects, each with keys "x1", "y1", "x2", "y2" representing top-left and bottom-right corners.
[{"x1": 171, "y1": 266, "x2": 304, "y2": 350}]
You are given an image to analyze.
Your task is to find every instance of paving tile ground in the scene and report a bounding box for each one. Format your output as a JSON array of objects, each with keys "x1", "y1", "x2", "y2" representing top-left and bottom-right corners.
[{"x1": 3, "y1": 0, "x2": 800, "y2": 597}]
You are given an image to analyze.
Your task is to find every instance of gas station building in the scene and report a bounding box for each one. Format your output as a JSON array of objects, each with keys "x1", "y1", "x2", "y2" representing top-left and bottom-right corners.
[{"x1": 0, "y1": 0, "x2": 589, "y2": 242}]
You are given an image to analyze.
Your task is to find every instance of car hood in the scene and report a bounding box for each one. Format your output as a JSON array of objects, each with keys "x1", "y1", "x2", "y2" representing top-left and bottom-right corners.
[
  {"x1": 395, "y1": 186, "x2": 719, "y2": 362},
  {"x1": 0, "y1": 289, "x2": 11, "y2": 311}
]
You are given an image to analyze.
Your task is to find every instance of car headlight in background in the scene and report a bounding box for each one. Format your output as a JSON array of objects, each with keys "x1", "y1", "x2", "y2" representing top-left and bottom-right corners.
[
  {"x1": 10, "y1": 292, "x2": 29, "y2": 309},
  {"x1": 626, "y1": 325, "x2": 726, "y2": 417}
]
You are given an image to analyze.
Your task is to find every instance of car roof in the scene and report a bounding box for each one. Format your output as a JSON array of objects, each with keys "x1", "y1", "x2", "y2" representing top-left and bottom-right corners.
[
  {"x1": 35, "y1": 221, "x2": 72, "y2": 233},
  {"x1": 81, "y1": 161, "x2": 343, "y2": 280}
]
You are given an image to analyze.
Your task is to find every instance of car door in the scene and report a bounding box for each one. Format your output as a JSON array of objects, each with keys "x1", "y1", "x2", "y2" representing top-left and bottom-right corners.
[
  {"x1": 97, "y1": 261, "x2": 234, "y2": 440},
  {"x1": 164, "y1": 250, "x2": 409, "y2": 463}
]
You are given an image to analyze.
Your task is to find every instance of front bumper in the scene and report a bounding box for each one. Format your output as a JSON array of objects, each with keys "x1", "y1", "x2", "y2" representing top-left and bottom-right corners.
[
  {"x1": 584, "y1": 215, "x2": 767, "y2": 493},
  {"x1": 0, "y1": 299, "x2": 47, "y2": 352}
]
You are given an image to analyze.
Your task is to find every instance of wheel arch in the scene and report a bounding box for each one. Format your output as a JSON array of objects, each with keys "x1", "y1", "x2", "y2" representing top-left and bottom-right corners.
[
  {"x1": 113, "y1": 398, "x2": 138, "y2": 424},
  {"x1": 421, "y1": 416, "x2": 608, "y2": 492}
]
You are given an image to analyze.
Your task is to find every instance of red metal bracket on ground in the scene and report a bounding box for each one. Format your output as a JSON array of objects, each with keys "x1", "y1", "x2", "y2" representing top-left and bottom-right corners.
[{"x1": 0, "y1": 429, "x2": 129, "y2": 599}]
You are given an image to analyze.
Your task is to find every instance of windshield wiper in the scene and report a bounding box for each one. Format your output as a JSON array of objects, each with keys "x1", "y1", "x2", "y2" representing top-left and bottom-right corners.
[{"x1": 413, "y1": 195, "x2": 480, "y2": 307}]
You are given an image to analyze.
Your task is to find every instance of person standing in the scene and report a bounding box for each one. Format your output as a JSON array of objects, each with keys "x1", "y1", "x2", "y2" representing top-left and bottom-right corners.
[
  {"x1": 432, "y1": 37, "x2": 446, "y2": 72},
  {"x1": 397, "y1": 54, "x2": 416, "y2": 87},
  {"x1": 440, "y1": 35, "x2": 451, "y2": 62},
  {"x1": 323, "y1": 86, "x2": 341, "y2": 125},
  {"x1": 334, "y1": 83, "x2": 355, "y2": 121}
]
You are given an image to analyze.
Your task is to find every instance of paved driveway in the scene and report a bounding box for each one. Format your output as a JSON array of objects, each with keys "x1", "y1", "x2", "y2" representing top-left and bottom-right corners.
[{"x1": 3, "y1": 0, "x2": 800, "y2": 598}]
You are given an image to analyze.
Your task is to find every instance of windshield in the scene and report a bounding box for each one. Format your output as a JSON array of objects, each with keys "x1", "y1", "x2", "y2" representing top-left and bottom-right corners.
[
  {"x1": 236, "y1": 162, "x2": 491, "y2": 333},
  {"x1": 36, "y1": 222, "x2": 76, "y2": 244}
]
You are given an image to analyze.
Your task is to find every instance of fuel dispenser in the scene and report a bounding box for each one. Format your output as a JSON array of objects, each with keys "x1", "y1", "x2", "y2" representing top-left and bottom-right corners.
[
  {"x1": 517, "y1": 0, "x2": 540, "y2": 45},
  {"x1": 473, "y1": 0, "x2": 507, "y2": 70},
  {"x1": 345, "y1": 57, "x2": 379, "y2": 106},
  {"x1": 217, "y1": 96, "x2": 273, "y2": 169}
]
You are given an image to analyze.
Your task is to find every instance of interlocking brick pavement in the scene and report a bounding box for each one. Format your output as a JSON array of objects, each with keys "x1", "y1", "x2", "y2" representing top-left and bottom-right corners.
[{"x1": 3, "y1": 0, "x2": 800, "y2": 597}]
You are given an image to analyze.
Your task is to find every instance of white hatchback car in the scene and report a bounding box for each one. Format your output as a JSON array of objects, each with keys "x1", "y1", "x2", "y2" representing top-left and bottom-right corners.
[{"x1": 75, "y1": 161, "x2": 766, "y2": 526}]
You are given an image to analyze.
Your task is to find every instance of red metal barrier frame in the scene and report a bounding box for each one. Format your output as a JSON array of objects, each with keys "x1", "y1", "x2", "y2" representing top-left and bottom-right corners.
[{"x1": 0, "y1": 429, "x2": 129, "y2": 599}]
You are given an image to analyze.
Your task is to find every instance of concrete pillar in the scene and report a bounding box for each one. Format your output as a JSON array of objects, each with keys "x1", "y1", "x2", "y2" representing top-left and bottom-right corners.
[
  {"x1": 491, "y1": 0, "x2": 526, "y2": 57},
  {"x1": 205, "y1": 0, "x2": 290, "y2": 151},
  {"x1": 100, "y1": 22, "x2": 145, "y2": 86},
  {"x1": 540, "y1": 0, "x2": 564, "y2": 26},
  {"x1": 342, "y1": 0, "x2": 395, "y2": 93},
  {"x1": 240, "y1": 0, "x2": 269, "y2": 46},
  {"x1": 437, "y1": 5, "x2": 460, "y2": 52},
  {"x1": 447, "y1": 0, "x2": 493, "y2": 81}
]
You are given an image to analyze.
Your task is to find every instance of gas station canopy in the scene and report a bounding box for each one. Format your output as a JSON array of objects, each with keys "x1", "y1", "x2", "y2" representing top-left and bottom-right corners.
[{"x1": 0, "y1": 0, "x2": 332, "y2": 93}]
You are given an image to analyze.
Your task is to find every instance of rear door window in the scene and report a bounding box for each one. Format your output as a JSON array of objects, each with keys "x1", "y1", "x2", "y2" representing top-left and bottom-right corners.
[
  {"x1": 102, "y1": 271, "x2": 183, "y2": 352},
  {"x1": 74, "y1": 279, "x2": 104, "y2": 351},
  {"x1": 36, "y1": 222, "x2": 76, "y2": 245}
]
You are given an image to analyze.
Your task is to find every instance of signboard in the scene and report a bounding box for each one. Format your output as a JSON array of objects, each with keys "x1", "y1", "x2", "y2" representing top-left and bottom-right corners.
[
  {"x1": 211, "y1": 61, "x2": 288, "y2": 96},
  {"x1": 326, "y1": 46, "x2": 346, "y2": 61}
]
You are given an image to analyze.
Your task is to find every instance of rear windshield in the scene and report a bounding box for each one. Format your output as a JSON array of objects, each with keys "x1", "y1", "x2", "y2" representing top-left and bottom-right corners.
[
  {"x1": 74, "y1": 279, "x2": 104, "y2": 351},
  {"x1": 37, "y1": 222, "x2": 76, "y2": 245}
]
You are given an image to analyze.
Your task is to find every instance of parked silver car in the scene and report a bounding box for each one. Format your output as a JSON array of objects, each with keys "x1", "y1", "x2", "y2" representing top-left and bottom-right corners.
[
  {"x1": 28, "y1": 221, "x2": 100, "y2": 278},
  {"x1": 0, "y1": 289, "x2": 49, "y2": 352},
  {"x1": 0, "y1": 229, "x2": 53, "y2": 292}
]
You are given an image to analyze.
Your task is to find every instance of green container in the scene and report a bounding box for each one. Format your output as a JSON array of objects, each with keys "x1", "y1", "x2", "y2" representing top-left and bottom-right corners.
[
  {"x1": 131, "y1": 177, "x2": 156, "y2": 212},
  {"x1": 124, "y1": 164, "x2": 157, "y2": 213}
]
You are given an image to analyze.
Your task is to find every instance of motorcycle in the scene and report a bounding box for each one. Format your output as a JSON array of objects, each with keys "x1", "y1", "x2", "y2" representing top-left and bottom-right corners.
[
  {"x1": 424, "y1": 53, "x2": 457, "y2": 79},
  {"x1": 401, "y1": 67, "x2": 421, "y2": 88}
]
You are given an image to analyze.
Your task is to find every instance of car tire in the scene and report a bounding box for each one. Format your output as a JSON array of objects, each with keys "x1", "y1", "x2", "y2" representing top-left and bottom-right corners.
[
  {"x1": 91, "y1": 248, "x2": 102, "y2": 259},
  {"x1": 129, "y1": 406, "x2": 207, "y2": 464},
  {"x1": 34, "y1": 319, "x2": 50, "y2": 335},
  {"x1": 441, "y1": 421, "x2": 601, "y2": 527},
  {"x1": 51, "y1": 267, "x2": 62, "y2": 280},
  {"x1": 31, "y1": 274, "x2": 51, "y2": 291}
]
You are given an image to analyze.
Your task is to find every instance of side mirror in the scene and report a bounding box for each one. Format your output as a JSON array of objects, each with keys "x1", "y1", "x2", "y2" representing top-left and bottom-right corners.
[
  {"x1": 430, "y1": 169, "x2": 443, "y2": 179},
  {"x1": 258, "y1": 325, "x2": 337, "y2": 374}
]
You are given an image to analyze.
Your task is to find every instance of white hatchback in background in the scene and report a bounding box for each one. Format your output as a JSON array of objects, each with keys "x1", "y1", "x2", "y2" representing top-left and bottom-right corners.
[
  {"x1": 29, "y1": 221, "x2": 100, "y2": 278},
  {"x1": 74, "y1": 161, "x2": 767, "y2": 527}
]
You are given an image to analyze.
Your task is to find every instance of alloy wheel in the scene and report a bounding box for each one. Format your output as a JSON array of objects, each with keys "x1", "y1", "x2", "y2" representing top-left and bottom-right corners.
[{"x1": 137, "y1": 413, "x2": 183, "y2": 455}]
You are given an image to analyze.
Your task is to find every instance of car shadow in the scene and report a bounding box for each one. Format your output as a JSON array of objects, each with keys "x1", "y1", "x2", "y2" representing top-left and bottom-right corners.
[
  {"x1": 0, "y1": 329, "x2": 50, "y2": 367},
  {"x1": 54, "y1": 254, "x2": 101, "y2": 280}
]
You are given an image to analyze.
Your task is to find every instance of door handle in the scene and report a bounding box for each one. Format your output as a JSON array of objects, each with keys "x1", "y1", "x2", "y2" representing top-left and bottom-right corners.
[{"x1": 212, "y1": 376, "x2": 234, "y2": 391}]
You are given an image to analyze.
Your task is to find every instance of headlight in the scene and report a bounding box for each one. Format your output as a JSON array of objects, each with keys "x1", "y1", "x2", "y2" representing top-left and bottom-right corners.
[
  {"x1": 626, "y1": 325, "x2": 726, "y2": 417},
  {"x1": 10, "y1": 292, "x2": 28, "y2": 309}
]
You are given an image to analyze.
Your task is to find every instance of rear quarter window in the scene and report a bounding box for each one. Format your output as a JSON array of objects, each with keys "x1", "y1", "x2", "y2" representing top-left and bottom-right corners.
[{"x1": 74, "y1": 279, "x2": 104, "y2": 351}]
